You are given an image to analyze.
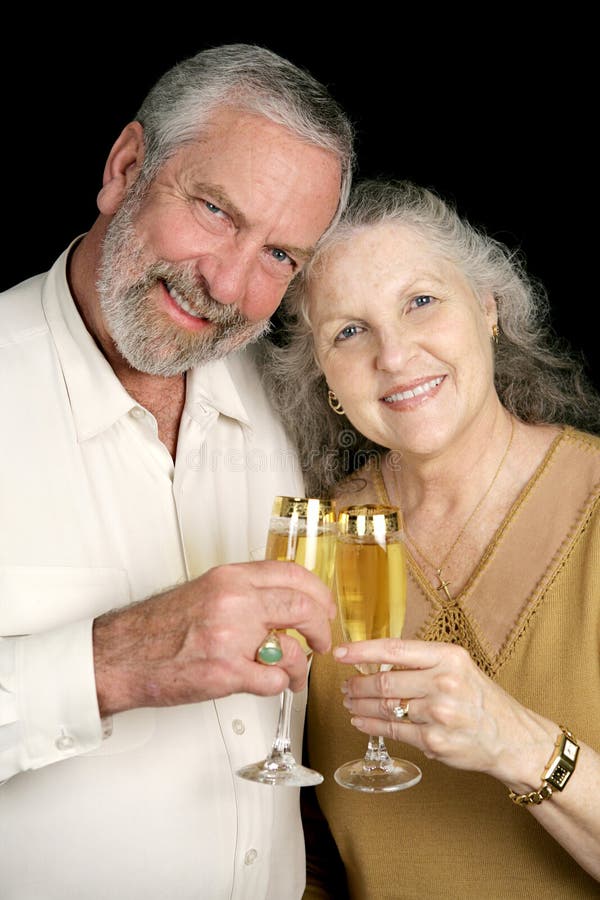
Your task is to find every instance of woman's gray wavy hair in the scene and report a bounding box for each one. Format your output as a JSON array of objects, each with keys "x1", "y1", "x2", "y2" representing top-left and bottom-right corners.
[
  {"x1": 130, "y1": 44, "x2": 354, "y2": 230},
  {"x1": 262, "y1": 178, "x2": 600, "y2": 496}
]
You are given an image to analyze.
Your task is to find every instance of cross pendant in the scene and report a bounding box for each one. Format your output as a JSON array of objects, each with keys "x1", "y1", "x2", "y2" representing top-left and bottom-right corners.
[{"x1": 436, "y1": 569, "x2": 453, "y2": 602}]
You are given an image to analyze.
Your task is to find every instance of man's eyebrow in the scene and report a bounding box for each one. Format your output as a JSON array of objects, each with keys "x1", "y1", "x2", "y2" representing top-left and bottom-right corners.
[
  {"x1": 194, "y1": 181, "x2": 315, "y2": 263},
  {"x1": 195, "y1": 182, "x2": 246, "y2": 225},
  {"x1": 283, "y1": 243, "x2": 316, "y2": 264}
]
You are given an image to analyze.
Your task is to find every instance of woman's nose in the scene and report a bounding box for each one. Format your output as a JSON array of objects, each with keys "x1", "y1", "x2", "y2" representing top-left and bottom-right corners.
[{"x1": 376, "y1": 326, "x2": 411, "y2": 372}]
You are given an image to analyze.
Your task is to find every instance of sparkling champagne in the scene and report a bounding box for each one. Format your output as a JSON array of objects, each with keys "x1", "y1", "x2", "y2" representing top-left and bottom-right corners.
[
  {"x1": 333, "y1": 505, "x2": 422, "y2": 793},
  {"x1": 336, "y1": 536, "x2": 406, "y2": 674},
  {"x1": 265, "y1": 527, "x2": 337, "y2": 585},
  {"x1": 266, "y1": 524, "x2": 337, "y2": 652}
]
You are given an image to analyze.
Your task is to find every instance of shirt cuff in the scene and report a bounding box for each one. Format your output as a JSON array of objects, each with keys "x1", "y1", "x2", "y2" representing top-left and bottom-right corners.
[{"x1": 15, "y1": 617, "x2": 103, "y2": 770}]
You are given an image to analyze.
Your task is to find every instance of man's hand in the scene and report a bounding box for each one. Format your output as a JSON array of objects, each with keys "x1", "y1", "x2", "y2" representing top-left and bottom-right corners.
[{"x1": 93, "y1": 561, "x2": 336, "y2": 716}]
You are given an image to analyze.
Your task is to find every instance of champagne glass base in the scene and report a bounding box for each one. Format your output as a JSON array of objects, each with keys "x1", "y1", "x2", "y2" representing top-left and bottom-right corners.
[
  {"x1": 237, "y1": 758, "x2": 323, "y2": 787},
  {"x1": 334, "y1": 757, "x2": 422, "y2": 793}
]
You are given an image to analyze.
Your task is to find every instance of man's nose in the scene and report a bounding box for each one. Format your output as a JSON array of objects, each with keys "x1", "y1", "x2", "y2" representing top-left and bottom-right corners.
[{"x1": 197, "y1": 246, "x2": 253, "y2": 308}]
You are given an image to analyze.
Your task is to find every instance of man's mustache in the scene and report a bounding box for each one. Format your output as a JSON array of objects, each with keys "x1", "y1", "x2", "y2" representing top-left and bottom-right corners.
[{"x1": 137, "y1": 263, "x2": 253, "y2": 328}]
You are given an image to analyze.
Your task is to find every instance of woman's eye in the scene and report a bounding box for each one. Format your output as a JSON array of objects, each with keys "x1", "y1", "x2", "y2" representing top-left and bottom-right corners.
[
  {"x1": 410, "y1": 294, "x2": 435, "y2": 310},
  {"x1": 335, "y1": 324, "x2": 363, "y2": 342}
]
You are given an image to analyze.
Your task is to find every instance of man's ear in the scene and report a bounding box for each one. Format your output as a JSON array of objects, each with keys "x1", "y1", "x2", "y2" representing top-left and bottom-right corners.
[{"x1": 97, "y1": 122, "x2": 145, "y2": 215}]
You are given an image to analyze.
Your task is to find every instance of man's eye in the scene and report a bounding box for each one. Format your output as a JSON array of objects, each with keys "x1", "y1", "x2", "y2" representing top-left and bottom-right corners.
[
  {"x1": 335, "y1": 324, "x2": 363, "y2": 342},
  {"x1": 270, "y1": 248, "x2": 293, "y2": 265},
  {"x1": 204, "y1": 201, "x2": 224, "y2": 215}
]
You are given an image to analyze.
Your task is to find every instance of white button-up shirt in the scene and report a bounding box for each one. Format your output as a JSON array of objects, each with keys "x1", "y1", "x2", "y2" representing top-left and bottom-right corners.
[{"x1": 0, "y1": 244, "x2": 307, "y2": 899}]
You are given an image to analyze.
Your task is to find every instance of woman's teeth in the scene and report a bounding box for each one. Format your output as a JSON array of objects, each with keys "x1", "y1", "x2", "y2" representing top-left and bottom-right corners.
[{"x1": 384, "y1": 376, "x2": 443, "y2": 402}]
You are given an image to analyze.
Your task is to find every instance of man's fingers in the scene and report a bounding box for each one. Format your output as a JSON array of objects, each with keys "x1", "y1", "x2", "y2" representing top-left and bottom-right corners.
[
  {"x1": 246, "y1": 560, "x2": 337, "y2": 619},
  {"x1": 192, "y1": 637, "x2": 310, "y2": 698},
  {"x1": 258, "y1": 599, "x2": 333, "y2": 654},
  {"x1": 254, "y1": 589, "x2": 334, "y2": 655},
  {"x1": 205, "y1": 561, "x2": 335, "y2": 655},
  {"x1": 207, "y1": 658, "x2": 290, "y2": 697}
]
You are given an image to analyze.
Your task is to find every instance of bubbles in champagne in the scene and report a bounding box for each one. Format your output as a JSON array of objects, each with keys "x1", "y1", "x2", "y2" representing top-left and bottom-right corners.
[
  {"x1": 265, "y1": 520, "x2": 337, "y2": 654},
  {"x1": 335, "y1": 538, "x2": 406, "y2": 643},
  {"x1": 265, "y1": 523, "x2": 337, "y2": 586}
]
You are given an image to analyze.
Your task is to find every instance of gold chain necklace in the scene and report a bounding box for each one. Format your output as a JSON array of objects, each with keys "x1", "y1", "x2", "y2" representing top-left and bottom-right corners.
[{"x1": 395, "y1": 417, "x2": 515, "y2": 602}]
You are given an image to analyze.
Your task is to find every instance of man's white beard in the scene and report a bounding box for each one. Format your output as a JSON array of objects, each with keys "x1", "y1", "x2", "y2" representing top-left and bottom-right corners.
[{"x1": 97, "y1": 195, "x2": 270, "y2": 377}]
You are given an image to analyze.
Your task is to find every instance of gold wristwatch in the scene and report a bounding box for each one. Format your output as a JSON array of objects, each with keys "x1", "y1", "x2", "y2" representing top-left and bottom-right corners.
[{"x1": 509, "y1": 726, "x2": 579, "y2": 806}]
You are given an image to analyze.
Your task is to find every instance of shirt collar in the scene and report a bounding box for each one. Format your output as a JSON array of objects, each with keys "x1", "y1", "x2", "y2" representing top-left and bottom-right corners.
[
  {"x1": 42, "y1": 240, "x2": 253, "y2": 441},
  {"x1": 42, "y1": 240, "x2": 135, "y2": 442},
  {"x1": 185, "y1": 354, "x2": 253, "y2": 432}
]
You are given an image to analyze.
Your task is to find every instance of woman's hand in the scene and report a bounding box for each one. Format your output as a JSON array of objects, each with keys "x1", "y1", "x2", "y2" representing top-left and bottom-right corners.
[
  {"x1": 334, "y1": 638, "x2": 555, "y2": 786},
  {"x1": 336, "y1": 637, "x2": 600, "y2": 881}
]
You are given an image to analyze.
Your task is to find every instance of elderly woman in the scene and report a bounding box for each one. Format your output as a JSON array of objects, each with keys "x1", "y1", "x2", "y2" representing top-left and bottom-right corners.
[{"x1": 263, "y1": 180, "x2": 600, "y2": 898}]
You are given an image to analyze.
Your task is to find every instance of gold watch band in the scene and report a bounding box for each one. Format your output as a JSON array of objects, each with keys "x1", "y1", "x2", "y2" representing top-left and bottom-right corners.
[{"x1": 509, "y1": 726, "x2": 579, "y2": 806}]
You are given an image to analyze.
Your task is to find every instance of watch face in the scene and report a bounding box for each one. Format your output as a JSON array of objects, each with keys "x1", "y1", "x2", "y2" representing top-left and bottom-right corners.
[{"x1": 563, "y1": 738, "x2": 578, "y2": 762}]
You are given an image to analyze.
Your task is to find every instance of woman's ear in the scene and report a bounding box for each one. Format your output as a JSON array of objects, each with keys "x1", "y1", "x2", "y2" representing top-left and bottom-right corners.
[
  {"x1": 96, "y1": 122, "x2": 145, "y2": 215},
  {"x1": 481, "y1": 292, "x2": 498, "y2": 330}
]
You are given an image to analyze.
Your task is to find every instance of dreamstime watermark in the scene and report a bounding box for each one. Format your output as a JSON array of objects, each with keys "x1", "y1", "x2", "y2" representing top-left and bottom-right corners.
[
  {"x1": 386, "y1": 449, "x2": 403, "y2": 471},
  {"x1": 186, "y1": 445, "x2": 301, "y2": 473},
  {"x1": 185, "y1": 429, "x2": 403, "y2": 475}
]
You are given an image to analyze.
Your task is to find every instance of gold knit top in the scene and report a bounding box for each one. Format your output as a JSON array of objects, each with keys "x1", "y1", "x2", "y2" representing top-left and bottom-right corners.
[{"x1": 304, "y1": 427, "x2": 600, "y2": 899}]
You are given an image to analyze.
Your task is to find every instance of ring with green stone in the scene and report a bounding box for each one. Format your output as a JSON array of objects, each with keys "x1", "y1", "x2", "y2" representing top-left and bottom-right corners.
[{"x1": 256, "y1": 630, "x2": 283, "y2": 665}]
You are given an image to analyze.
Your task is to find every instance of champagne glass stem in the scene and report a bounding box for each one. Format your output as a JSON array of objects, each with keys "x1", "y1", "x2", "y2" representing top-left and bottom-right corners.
[
  {"x1": 237, "y1": 642, "x2": 322, "y2": 784},
  {"x1": 237, "y1": 495, "x2": 334, "y2": 786},
  {"x1": 268, "y1": 687, "x2": 294, "y2": 757},
  {"x1": 363, "y1": 735, "x2": 393, "y2": 771}
]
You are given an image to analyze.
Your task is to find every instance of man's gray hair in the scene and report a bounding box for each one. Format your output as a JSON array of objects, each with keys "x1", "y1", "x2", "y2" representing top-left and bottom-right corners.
[{"x1": 133, "y1": 44, "x2": 354, "y2": 228}]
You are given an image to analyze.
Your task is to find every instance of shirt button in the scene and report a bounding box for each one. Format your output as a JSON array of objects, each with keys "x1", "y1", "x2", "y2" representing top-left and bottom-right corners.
[
  {"x1": 101, "y1": 716, "x2": 113, "y2": 739},
  {"x1": 244, "y1": 849, "x2": 258, "y2": 866},
  {"x1": 130, "y1": 406, "x2": 145, "y2": 419},
  {"x1": 55, "y1": 733, "x2": 75, "y2": 751},
  {"x1": 232, "y1": 719, "x2": 245, "y2": 735}
]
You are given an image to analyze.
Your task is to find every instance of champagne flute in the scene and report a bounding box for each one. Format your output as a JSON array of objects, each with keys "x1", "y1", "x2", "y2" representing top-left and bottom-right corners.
[
  {"x1": 334, "y1": 504, "x2": 422, "y2": 792},
  {"x1": 237, "y1": 496, "x2": 337, "y2": 786}
]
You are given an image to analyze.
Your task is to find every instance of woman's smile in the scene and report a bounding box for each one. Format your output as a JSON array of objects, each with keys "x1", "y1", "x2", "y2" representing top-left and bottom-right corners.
[{"x1": 381, "y1": 375, "x2": 446, "y2": 407}]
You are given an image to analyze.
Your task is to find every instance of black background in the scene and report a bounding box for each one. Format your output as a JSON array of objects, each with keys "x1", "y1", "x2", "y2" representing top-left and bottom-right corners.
[{"x1": 3, "y1": 20, "x2": 596, "y2": 387}]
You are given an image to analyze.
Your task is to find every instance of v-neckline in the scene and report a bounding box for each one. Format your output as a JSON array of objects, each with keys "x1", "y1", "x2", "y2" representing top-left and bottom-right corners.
[{"x1": 358, "y1": 427, "x2": 600, "y2": 674}]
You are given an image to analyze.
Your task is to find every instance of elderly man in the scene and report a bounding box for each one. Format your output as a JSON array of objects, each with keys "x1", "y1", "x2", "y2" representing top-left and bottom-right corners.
[{"x1": 0, "y1": 45, "x2": 353, "y2": 899}]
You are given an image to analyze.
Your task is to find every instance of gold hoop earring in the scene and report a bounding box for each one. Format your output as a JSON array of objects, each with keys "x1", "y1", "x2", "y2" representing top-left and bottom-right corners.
[
  {"x1": 327, "y1": 389, "x2": 345, "y2": 416},
  {"x1": 492, "y1": 324, "x2": 500, "y2": 345}
]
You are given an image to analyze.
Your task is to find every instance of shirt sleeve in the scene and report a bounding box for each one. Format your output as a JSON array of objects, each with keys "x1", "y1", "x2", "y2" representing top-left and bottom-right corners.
[{"x1": 0, "y1": 618, "x2": 104, "y2": 782}]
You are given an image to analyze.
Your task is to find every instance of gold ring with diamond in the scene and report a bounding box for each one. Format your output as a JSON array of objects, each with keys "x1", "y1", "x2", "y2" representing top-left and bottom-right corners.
[{"x1": 392, "y1": 702, "x2": 410, "y2": 721}]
